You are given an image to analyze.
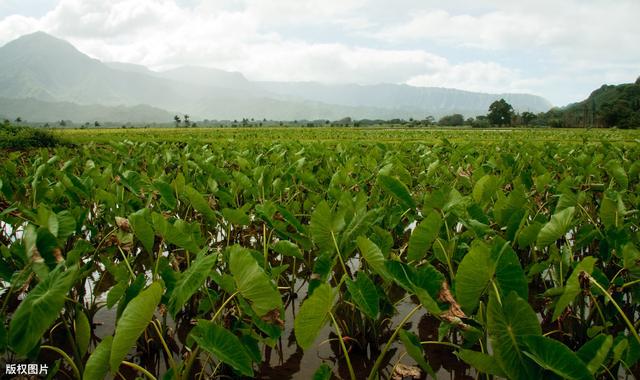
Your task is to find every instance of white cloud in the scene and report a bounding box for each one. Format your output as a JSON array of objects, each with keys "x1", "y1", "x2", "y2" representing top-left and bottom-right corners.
[
  {"x1": 373, "y1": 1, "x2": 640, "y2": 63},
  {"x1": 0, "y1": 0, "x2": 638, "y2": 105},
  {"x1": 0, "y1": 14, "x2": 41, "y2": 43},
  {"x1": 237, "y1": 42, "x2": 447, "y2": 84},
  {"x1": 406, "y1": 62, "x2": 533, "y2": 94},
  {"x1": 374, "y1": 10, "x2": 551, "y2": 50},
  {"x1": 0, "y1": 0, "x2": 449, "y2": 85}
]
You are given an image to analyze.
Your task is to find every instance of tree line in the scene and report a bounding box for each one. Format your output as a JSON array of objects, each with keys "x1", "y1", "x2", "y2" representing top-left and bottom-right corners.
[{"x1": 435, "y1": 76, "x2": 640, "y2": 128}]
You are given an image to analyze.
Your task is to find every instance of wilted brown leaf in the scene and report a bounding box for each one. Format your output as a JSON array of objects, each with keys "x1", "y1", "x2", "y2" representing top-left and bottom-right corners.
[
  {"x1": 392, "y1": 363, "x2": 421, "y2": 380},
  {"x1": 115, "y1": 216, "x2": 130, "y2": 231},
  {"x1": 261, "y1": 309, "x2": 285, "y2": 327}
]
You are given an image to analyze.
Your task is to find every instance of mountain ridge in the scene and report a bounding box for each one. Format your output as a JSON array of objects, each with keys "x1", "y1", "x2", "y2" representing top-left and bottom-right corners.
[
  {"x1": 0, "y1": 31, "x2": 553, "y2": 122},
  {"x1": 0, "y1": 97, "x2": 172, "y2": 123}
]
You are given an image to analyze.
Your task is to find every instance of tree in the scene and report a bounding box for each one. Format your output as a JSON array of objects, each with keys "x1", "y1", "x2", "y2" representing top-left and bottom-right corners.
[
  {"x1": 521, "y1": 111, "x2": 536, "y2": 126},
  {"x1": 424, "y1": 116, "x2": 435, "y2": 126},
  {"x1": 438, "y1": 114, "x2": 464, "y2": 126},
  {"x1": 487, "y1": 99, "x2": 515, "y2": 126},
  {"x1": 184, "y1": 114, "x2": 190, "y2": 127},
  {"x1": 472, "y1": 115, "x2": 490, "y2": 128},
  {"x1": 15, "y1": 117, "x2": 22, "y2": 123},
  {"x1": 174, "y1": 115, "x2": 181, "y2": 127}
]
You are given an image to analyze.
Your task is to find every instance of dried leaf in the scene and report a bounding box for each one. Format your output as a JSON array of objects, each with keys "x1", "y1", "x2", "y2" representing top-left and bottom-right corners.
[
  {"x1": 392, "y1": 363, "x2": 421, "y2": 380},
  {"x1": 115, "y1": 216, "x2": 130, "y2": 231}
]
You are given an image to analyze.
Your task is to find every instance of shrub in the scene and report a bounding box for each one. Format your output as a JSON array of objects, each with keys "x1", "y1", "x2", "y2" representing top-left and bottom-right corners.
[{"x1": 0, "y1": 123, "x2": 65, "y2": 149}]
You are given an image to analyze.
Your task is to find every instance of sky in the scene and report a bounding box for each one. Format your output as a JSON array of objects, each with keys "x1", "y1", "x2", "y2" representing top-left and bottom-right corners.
[{"x1": 0, "y1": 0, "x2": 638, "y2": 106}]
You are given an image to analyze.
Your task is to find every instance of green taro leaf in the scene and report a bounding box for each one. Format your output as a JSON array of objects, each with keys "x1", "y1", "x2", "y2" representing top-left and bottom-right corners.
[
  {"x1": 455, "y1": 242, "x2": 494, "y2": 313},
  {"x1": 167, "y1": 251, "x2": 217, "y2": 317},
  {"x1": 191, "y1": 320, "x2": 254, "y2": 377},
  {"x1": 229, "y1": 246, "x2": 282, "y2": 317},
  {"x1": 398, "y1": 329, "x2": 436, "y2": 378},
  {"x1": 411, "y1": 265, "x2": 445, "y2": 314},
  {"x1": 473, "y1": 174, "x2": 498, "y2": 204},
  {"x1": 129, "y1": 209, "x2": 155, "y2": 254},
  {"x1": 518, "y1": 222, "x2": 543, "y2": 248},
  {"x1": 357, "y1": 236, "x2": 389, "y2": 280},
  {"x1": 605, "y1": 160, "x2": 628, "y2": 189},
  {"x1": 56, "y1": 211, "x2": 77, "y2": 239},
  {"x1": 494, "y1": 241, "x2": 528, "y2": 301},
  {"x1": 378, "y1": 174, "x2": 416, "y2": 210},
  {"x1": 185, "y1": 186, "x2": 217, "y2": 223},
  {"x1": 107, "y1": 281, "x2": 127, "y2": 309},
  {"x1": 407, "y1": 211, "x2": 442, "y2": 261},
  {"x1": 345, "y1": 272, "x2": 379, "y2": 319},
  {"x1": 537, "y1": 206, "x2": 575, "y2": 247},
  {"x1": 599, "y1": 192, "x2": 625, "y2": 230},
  {"x1": 312, "y1": 363, "x2": 333, "y2": 380},
  {"x1": 457, "y1": 349, "x2": 506, "y2": 377},
  {"x1": 9, "y1": 265, "x2": 77, "y2": 356},
  {"x1": 553, "y1": 257, "x2": 596, "y2": 320},
  {"x1": 623, "y1": 243, "x2": 640, "y2": 276},
  {"x1": 295, "y1": 283, "x2": 336, "y2": 349},
  {"x1": 487, "y1": 292, "x2": 541, "y2": 380},
  {"x1": 83, "y1": 336, "x2": 113, "y2": 380},
  {"x1": 75, "y1": 310, "x2": 91, "y2": 357},
  {"x1": 271, "y1": 240, "x2": 304, "y2": 260},
  {"x1": 115, "y1": 274, "x2": 146, "y2": 320},
  {"x1": 36, "y1": 227, "x2": 60, "y2": 267},
  {"x1": 153, "y1": 215, "x2": 202, "y2": 253},
  {"x1": 384, "y1": 260, "x2": 415, "y2": 292},
  {"x1": 385, "y1": 261, "x2": 442, "y2": 314},
  {"x1": 110, "y1": 282, "x2": 162, "y2": 372},
  {"x1": 576, "y1": 334, "x2": 613, "y2": 374},
  {"x1": 153, "y1": 180, "x2": 177, "y2": 209},
  {"x1": 310, "y1": 201, "x2": 345, "y2": 254},
  {"x1": 222, "y1": 207, "x2": 250, "y2": 226},
  {"x1": 276, "y1": 205, "x2": 305, "y2": 233},
  {"x1": 522, "y1": 335, "x2": 593, "y2": 380},
  {"x1": 612, "y1": 337, "x2": 628, "y2": 364}
]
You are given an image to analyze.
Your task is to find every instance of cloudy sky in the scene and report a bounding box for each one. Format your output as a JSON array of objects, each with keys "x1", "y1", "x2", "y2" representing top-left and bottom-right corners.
[{"x1": 0, "y1": 0, "x2": 638, "y2": 106}]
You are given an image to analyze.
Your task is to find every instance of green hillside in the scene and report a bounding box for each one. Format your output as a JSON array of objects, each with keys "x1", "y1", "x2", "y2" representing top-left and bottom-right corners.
[{"x1": 554, "y1": 77, "x2": 640, "y2": 128}]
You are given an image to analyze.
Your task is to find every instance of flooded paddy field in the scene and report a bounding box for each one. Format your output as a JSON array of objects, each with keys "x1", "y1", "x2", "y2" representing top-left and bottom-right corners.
[{"x1": 1, "y1": 127, "x2": 640, "y2": 379}]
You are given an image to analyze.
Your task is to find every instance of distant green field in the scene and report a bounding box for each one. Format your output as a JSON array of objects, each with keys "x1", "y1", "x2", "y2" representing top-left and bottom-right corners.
[{"x1": 56, "y1": 126, "x2": 640, "y2": 144}]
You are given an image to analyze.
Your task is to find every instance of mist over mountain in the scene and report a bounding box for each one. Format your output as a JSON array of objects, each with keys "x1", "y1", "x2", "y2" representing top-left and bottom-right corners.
[
  {"x1": 0, "y1": 97, "x2": 172, "y2": 123},
  {"x1": 0, "y1": 32, "x2": 553, "y2": 123},
  {"x1": 258, "y1": 82, "x2": 552, "y2": 119}
]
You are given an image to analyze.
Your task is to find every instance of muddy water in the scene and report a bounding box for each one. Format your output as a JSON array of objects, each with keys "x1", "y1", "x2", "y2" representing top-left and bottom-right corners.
[{"x1": 89, "y1": 277, "x2": 473, "y2": 379}]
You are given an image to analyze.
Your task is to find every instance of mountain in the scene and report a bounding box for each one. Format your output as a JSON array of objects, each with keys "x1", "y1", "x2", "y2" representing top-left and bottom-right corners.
[
  {"x1": 542, "y1": 77, "x2": 640, "y2": 128},
  {"x1": 0, "y1": 32, "x2": 187, "y2": 108},
  {"x1": 0, "y1": 97, "x2": 172, "y2": 123},
  {"x1": 0, "y1": 32, "x2": 553, "y2": 122},
  {"x1": 105, "y1": 62, "x2": 156, "y2": 75},
  {"x1": 158, "y1": 66, "x2": 255, "y2": 92},
  {"x1": 258, "y1": 82, "x2": 552, "y2": 117}
]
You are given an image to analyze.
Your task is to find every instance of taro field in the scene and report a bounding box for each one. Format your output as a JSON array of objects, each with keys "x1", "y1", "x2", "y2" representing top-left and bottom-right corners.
[{"x1": 1, "y1": 127, "x2": 640, "y2": 379}]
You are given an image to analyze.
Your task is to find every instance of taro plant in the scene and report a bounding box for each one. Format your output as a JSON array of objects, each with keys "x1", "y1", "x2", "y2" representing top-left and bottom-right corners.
[{"x1": 1, "y1": 127, "x2": 640, "y2": 379}]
